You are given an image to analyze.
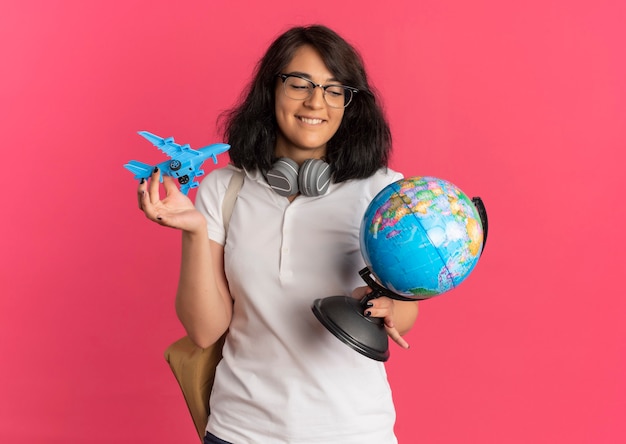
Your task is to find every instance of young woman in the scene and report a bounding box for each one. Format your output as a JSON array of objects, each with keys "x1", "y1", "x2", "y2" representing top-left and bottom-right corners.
[{"x1": 138, "y1": 25, "x2": 419, "y2": 444}]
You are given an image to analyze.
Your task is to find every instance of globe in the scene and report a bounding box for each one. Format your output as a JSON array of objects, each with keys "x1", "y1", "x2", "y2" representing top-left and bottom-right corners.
[
  {"x1": 360, "y1": 176, "x2": 485, "y2": 299},
  {"x1": 312, "y1": 176, "x2": 487, "y2": 361}
]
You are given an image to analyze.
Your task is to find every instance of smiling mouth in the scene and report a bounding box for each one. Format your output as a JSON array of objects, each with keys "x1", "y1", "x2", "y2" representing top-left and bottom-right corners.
[{"x1": 298, "y1": 116, "x2": 324, "y2": 125}]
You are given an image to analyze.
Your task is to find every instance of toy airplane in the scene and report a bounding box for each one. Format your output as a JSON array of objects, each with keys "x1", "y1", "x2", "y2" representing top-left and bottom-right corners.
[{"x1": 124, "y1": 131, "x2": 230, "y2": 195}]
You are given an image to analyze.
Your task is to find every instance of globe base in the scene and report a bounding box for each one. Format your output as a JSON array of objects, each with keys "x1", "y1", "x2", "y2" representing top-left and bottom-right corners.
[{"x1": 312, "y1": 295, "x2": 390, "y2": 362}]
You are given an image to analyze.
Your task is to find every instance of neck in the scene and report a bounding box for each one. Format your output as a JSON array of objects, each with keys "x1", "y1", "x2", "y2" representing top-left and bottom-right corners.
[{"x1": 274, "y1": 141, "x2": 326, "y2": 166}]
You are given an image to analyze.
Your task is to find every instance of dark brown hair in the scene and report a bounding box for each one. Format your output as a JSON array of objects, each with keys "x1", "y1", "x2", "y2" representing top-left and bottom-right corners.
[{"x1": 221, "y1": 25, "x2": 392, "y2": 182}]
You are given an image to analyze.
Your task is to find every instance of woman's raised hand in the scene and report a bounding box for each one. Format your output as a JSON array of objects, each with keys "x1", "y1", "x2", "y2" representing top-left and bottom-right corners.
[{"x1": 137, "y1": 167, "x2": 207, "y2": 233}]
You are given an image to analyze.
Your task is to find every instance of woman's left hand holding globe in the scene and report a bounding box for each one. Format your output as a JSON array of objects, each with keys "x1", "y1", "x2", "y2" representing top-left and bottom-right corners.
[{"x1": 351, "y1": 287, "x2": 418, "y2": 350}]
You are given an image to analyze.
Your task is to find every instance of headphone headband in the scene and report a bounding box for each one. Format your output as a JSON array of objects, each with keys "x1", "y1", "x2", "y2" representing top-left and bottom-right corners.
[{"x1": 266, "y1": 158, "x2": 331, "y2": 197}]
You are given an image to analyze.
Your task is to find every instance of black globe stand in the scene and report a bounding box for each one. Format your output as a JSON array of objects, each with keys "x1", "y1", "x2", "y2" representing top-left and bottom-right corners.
[{"x1": 312, "y1": 267, "x2": 414, "y2": 362}]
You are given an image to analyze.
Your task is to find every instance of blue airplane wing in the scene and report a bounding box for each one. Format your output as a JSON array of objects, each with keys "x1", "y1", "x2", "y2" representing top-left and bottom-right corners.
[{"x1": 137, "y1": 131, "x2": 191, "y2": 158}]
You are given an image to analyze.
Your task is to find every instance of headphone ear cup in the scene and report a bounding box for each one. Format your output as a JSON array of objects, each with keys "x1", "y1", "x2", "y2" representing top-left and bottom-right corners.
[
  {"x1": 266, "y1": 158, "x2": 300, "y2": 196},
  {"x1": 299, "y1": 159, "x2": 331, "y2": 196}
]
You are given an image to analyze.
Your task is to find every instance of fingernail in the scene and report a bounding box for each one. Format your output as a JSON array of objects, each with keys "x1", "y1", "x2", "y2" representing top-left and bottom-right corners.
[
  {"x1": 154, "y1": 167, "x2": 159, "y2": 173},
  {"x1": 157, "y1": 216, "x2": 162, "y2": 221},
  {"x1": 140, "y1": 178, "x2": 145, "y2": 184},
  {"x1": 365, "y1": 310, "x2": 371, "y2": 317},
  {"x1": 366, "y1": 302, "x2": 374, "y2": 308}
]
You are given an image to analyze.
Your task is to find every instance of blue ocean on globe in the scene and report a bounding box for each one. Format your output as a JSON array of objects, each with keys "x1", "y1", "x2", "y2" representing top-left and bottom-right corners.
[{"x1": 360, "y1": 176, "x2": 485, "y2": 298}]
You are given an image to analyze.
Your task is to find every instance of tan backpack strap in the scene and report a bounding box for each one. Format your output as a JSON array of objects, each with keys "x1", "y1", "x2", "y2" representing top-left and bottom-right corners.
[
  {"x1": 163, "y1": 169, "x2": 244, "y2": 442},
  {"x1": 222, "y1": 169, "x2": 245, "y2": 235}
]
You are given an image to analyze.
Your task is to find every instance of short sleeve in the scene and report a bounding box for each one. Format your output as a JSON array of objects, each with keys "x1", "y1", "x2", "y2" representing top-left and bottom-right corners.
[
  {"x1": 367, "y1": 167, "x2": 403, "y2": 196},
  {"x1": 194, "y1": 165, "x2": 241, "y2": 245}
]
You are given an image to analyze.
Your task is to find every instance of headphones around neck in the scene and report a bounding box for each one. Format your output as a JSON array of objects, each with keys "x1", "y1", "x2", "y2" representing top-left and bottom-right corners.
[{"x1": 266, "y1": 157, "x2": 331, "y2": 197}]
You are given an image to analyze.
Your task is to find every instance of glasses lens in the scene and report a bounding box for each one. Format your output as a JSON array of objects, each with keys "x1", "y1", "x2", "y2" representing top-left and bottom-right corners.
[
  {"x1": 283, "y1": 76, "x2": 312, "y2": 100},
  {"x1": 324, "y1": 85, "x2": 349, "y2": 108}
]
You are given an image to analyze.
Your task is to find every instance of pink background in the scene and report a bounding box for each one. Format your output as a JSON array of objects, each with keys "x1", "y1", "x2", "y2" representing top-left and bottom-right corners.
[{"x1": 1, "y1": 0, "x2": 624, "y2": 442}]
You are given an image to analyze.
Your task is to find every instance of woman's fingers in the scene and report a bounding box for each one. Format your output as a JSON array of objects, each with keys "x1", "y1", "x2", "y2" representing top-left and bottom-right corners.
[
  {"x1": 133, "y1": 169, "x2": 203, "y2": 232},
  {"x1": 162, "y1": 175, "x2": 179, "y2": 196},
  {"x1": 137, "y1": 178, "x2": 147, "y2": 210},
  {"x1": 148, "y1": 167, "x2": 161, "y2": 204},
  {"x1": 363, "y1": 297, "x2": 392, "y2": 318},
  {"x1": 364, "y1": 297, "x2": 411, "y2": 350},
  {"x1": 135, "y1": 169, "x2": 161, "y2": 222},
  {"x1": 385, "y1": 323, "x2": 410, "y2": 349}
]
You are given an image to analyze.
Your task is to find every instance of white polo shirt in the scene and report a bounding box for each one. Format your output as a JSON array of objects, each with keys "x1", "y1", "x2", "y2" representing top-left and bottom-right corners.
[{"x1": 196, "y1": 164, "x2": 403, "y2": 444}]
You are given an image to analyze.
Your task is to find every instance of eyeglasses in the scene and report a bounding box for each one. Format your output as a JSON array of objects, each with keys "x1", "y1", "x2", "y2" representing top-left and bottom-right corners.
[{"x1": 277, "y1": 74, "x2": 358, "y2": 109}]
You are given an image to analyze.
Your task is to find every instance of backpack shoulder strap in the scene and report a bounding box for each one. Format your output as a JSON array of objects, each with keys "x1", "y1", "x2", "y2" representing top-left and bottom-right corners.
[
  {"x1": 222, "y1": 169, "x2": 245, "y2": 235},
  {"x1": 163, "y1": 168, "x2": 243, "y2": 442}
]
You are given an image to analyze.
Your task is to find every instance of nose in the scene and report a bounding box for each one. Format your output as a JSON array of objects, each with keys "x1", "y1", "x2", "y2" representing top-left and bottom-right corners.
[{"x1": 304, "y1": 85, "x2": 325, "y2": 109}]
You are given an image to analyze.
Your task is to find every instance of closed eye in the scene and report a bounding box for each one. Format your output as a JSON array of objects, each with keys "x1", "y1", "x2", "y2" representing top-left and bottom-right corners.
[{"x1": 326, "y1": 89, "x2": 344, "y2": 97}]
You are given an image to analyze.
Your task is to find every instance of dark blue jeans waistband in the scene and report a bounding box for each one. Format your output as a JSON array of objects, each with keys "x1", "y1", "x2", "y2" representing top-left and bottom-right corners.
[{"x1": 204, "y1": 431, "x2": 233, "y2": 444}]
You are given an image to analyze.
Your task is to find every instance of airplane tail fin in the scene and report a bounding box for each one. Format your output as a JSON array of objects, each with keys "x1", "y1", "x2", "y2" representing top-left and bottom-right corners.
[{"x1": 124, "y1": 160, "x2": 154, "y2": 179}]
